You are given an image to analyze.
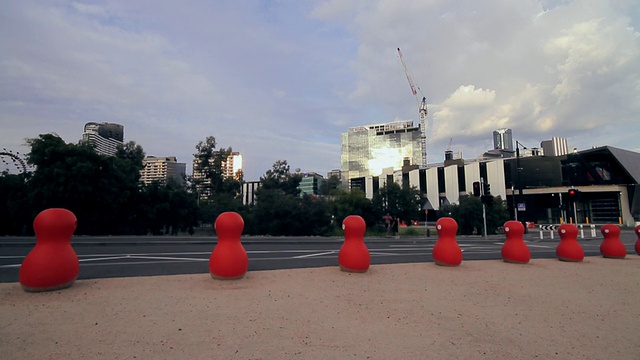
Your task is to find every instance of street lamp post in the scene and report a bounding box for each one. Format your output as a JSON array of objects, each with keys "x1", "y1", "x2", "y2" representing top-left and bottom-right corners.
[{"x1": 515, "y1": 141, "x2": 527, "y2": 232}]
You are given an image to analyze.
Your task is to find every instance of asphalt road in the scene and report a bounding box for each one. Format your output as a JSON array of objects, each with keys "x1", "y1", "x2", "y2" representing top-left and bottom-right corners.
[{"x1": 1, "y1": 230, "x2": 638, "y2": 283}]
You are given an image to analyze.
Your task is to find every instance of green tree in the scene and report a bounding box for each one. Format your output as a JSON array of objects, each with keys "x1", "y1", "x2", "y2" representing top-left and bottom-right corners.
[
  {"x1": 259, "y1": 160, "x2": 302, "y2": 196},
  {"x1": 442, "y1": 195, "x2": 484, "y2": 235},
  {"x1": 330, "y1": 189, "x2": 377, "y2": 228},
  {"x1": 193, "y1": 136, "x2": 243, "y2": 224},
  {"x1": 0, "y1": 172, "x2": 31, "y2": 235},
  {"x1": 485, "y1": 196, "x2": 510, "y2": 234},
  {"x1": 246, "y1": 160, "x2": 335, "y2": 236},
  {"x1": 140, "y1": 178, "x2": 199, "y2": 235},
  {"x1": 25, "y1": 134, "x2": 145, "y2": 235},
  {"x1": 440, "y1": 195, "x2": 509, "y2": 235},
  {"x1": 318, "y1": 174, "x2": 341, "y2": 195},
  {"x1": 193, "y1": 136, "x2": 242, "y2": 198},
  {"x1": 372, "y1": 182, "x2": 422, "y2": 225}
]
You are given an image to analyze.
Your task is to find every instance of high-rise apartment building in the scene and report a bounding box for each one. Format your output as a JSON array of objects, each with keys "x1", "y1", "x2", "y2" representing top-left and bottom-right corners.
[
  {"x1": 341, "y1": 120, "x2": 422, "y2": 187},
  {"x1": 193, "y1": 151, "x2": 242, "y2": 200},
  {"x1": 82, "y1": 122, "x2": 124, "y2": 156},
  {"x1": 223, "y1": 152, "x2": 243, "y2": 178},
  {"x1": 140, "y1": 156, "x2": 186, "y2": 185},
  {"x1": 541, "y1": 137, "x2": 569, "y2": 157},
  {"x1": 493, "y1": 128, "x2": 513, "y2": 151}
]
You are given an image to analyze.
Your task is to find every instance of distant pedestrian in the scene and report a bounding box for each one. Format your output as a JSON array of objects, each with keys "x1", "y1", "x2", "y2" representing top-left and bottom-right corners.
[{"x1": 393, "y1": 217, "x2": 399, "y2": 238}]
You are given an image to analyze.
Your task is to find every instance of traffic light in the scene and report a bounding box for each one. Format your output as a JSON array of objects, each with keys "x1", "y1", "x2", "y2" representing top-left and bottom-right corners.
[
  {"x1": 481, "y1": 194, "x2": 494, "y2": 205},
  {"x1": 567, "y1": 188, "x2": 580, "y2": 202},
  {"x1": 472, "y1": 181, "x2": 481, "y2": 197},
  {"x1": 483, "y1": 183, "x2": 491, "y2": 196}
]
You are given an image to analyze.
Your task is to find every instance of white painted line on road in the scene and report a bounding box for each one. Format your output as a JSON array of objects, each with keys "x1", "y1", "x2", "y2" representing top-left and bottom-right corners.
[
  {"x1": 248, "y1": 249, "x2": 337, "y2": 254},
  {"x1": 389, "y1": 244, "x2": 431, "y2": 247},
  {"x1": 371, "y1": 247, "x2": 432, "y2": 251},
  {"x1": 78, "y1": 251, "x2": 211, "y2": 258},
  {"x1": 79, "y1": 260, "x2": 204, "y2": 267},
  {"x1": 0, "y1": 264, "x2": 20, "y2": 268},
  {"x1": 79, "y1": 255, "x2": 133, "y2": 262},
  {"x1": 293, "y1": 251, "x2": 336, "y2": 259},
  {"x1": 132, "y1": 255, "x2": 208, "y2": 262}
]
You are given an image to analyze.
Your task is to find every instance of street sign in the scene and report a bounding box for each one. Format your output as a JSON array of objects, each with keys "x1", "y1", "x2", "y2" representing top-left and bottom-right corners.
[{"x1": 517, "y1": 203, "x2": 526, "y2": 211}]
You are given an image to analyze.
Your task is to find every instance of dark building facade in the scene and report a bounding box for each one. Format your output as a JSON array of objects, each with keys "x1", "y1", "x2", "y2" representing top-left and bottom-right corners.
[
  {"x1": 348, "y1": 146, "x2": 639, "y2": 226},
  {"x1": 504, "y1": 146, "x2": 640, "y2": 225}
]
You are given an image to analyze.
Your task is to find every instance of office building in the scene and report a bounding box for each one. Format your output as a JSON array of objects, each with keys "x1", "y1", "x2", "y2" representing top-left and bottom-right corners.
[
  {"x1": 299, "y1": 172, "x2": 325, "y2": 196},
  {"x1": 541, "y1": 137, "x2": 569, "y2": 157},
  {"x1": 493, "y1": 128, "x2": 513, "y2": 151},
  {"x1": 140, "y1": 156, "x2": 186, "y2": 185},
  {"x1": 241, "y1": 181, "x2": 261, "y2": 206},
  {"x1": 82, "y1": 122, "x2": 124, "y2": 156},
  {"x1": 341, "y1": 120, "x2": 422, "y2": 188},
  {"x1": 327, "y1": 169, "x2": 341, "y2": 180}
]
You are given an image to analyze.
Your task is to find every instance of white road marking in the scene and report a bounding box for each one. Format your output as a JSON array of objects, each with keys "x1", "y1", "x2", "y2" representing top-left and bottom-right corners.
[
  {"x1": 132, "y1": 255, "x2": 208, "y2": 262},
  {"x1": 79, "y1": 255, "x2": 133, "y2": 262},
  {"x1": 0, "y1": 264, "x2": 20, "y2": 268},
  {"x1": 293, "y1": 251, "x2": 336, "y2": 259}
]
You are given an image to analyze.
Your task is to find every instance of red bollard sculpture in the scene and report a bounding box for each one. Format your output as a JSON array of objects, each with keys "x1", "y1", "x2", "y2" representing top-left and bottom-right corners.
[
  {"x1": 501, "y1": 220, "x2": 530, "y2": 264},
  {"x1": 432, "y1": 217, "x2": 462, "y2": 266},
  {"x1": 635, "y1": 225, "x2": 640, "y2": 255},
  {"x1": 556, "y1": 224, "x2": 584, "y2": 262},
  {"x1": 599, "y1": 224, "x2": 626, "y2": 259},
  {"x1": 338, "y1": 215, "x2": 370, "y2": 273},
  {"x1": 209, "y1": 212, "x2": 248, "y2": 280},
  {"x1": 19, "y1": 208, "x2": 79, "y2": 292}
]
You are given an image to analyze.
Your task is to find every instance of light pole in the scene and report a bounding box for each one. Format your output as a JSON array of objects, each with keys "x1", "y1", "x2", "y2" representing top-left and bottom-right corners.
[{"x1": 515, "y1": 141, "x2": 527, "y2": 232}]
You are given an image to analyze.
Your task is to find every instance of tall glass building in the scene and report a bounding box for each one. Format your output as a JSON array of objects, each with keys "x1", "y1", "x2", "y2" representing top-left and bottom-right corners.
[
  {"x1": 493, "y1": 128, "x2": 513, "y2": 151},
  {"x1": 341, "y1": 120, "x2": 422, "y2": 187}
]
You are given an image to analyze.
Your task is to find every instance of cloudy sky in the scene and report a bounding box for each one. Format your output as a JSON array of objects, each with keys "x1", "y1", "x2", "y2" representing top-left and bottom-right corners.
[{"x1": 1, "y1": 0, "x2": 639, "y2": 180}]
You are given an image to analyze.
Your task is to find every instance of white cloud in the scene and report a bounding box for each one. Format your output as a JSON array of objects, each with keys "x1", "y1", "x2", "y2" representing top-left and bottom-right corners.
[
  {"x1": 443, "y1": 85, "x2": 496, "y2": 108},
  {"x1": 321, "y1": 0, "x2": 640, "y2": 156},
  {"x1": 1, "y1": 0, "x2": 639, "y2": 178}
]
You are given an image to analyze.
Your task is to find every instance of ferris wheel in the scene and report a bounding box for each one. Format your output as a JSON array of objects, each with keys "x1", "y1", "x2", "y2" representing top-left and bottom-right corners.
[{"x1": 0, "y1": 149, "x2": 28, "y2": 175}]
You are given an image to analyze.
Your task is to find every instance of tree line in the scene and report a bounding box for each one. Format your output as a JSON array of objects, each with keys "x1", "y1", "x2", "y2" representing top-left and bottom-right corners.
[{"x1": 0, "y1": 133, "x2": 509, "y2": 236}]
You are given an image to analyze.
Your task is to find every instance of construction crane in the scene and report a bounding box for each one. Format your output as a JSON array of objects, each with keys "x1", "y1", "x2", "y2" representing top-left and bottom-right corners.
[{"x1": 397, "y1": 47, "x2": 428, "y2": 168}]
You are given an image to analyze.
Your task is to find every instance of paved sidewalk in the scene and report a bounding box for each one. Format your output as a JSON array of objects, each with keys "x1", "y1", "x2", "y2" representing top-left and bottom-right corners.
[{"x1": 2, "y1": 256, "x2": 639, "y2": 359}]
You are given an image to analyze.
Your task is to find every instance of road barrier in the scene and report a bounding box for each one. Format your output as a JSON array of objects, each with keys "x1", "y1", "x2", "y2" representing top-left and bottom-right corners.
[
  {"x1": 540, "y1": 224, "x2": 598, "y2": 240},
  {"x1": 539, "y1": 225, "x2": 558, "y2": 240},
  {"x1": 579, "y1": 224, "x2": 597, "y2": 239}
]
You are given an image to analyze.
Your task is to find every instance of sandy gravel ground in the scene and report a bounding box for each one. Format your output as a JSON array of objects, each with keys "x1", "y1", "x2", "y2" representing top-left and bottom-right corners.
[{"x1": 1, "y1": 256, "x2": 639, "y2": 359}]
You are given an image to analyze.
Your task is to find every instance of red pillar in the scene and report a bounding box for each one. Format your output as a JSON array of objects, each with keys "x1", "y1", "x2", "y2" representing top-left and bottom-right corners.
[
  {"x1": 209, "y1": 212, "x2": 248, "y2": 279},
  {"x1": 19, "y1": 208, "x2": 79, "y2": 292},
  {"x1": 433, "y1": 217, "x2": 462, "y2": 266},
  {"x1": 338, "y1": 215, "x2": 370, "y2": 272},
  {"x1": 501, "y1": 220, "x2": 531, "y2": 264}
]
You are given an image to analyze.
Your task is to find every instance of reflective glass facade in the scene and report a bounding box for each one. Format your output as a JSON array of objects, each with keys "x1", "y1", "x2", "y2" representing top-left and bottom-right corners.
[{"x1": 341, "y1": 121, "x2": 422, "y2": 185}]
